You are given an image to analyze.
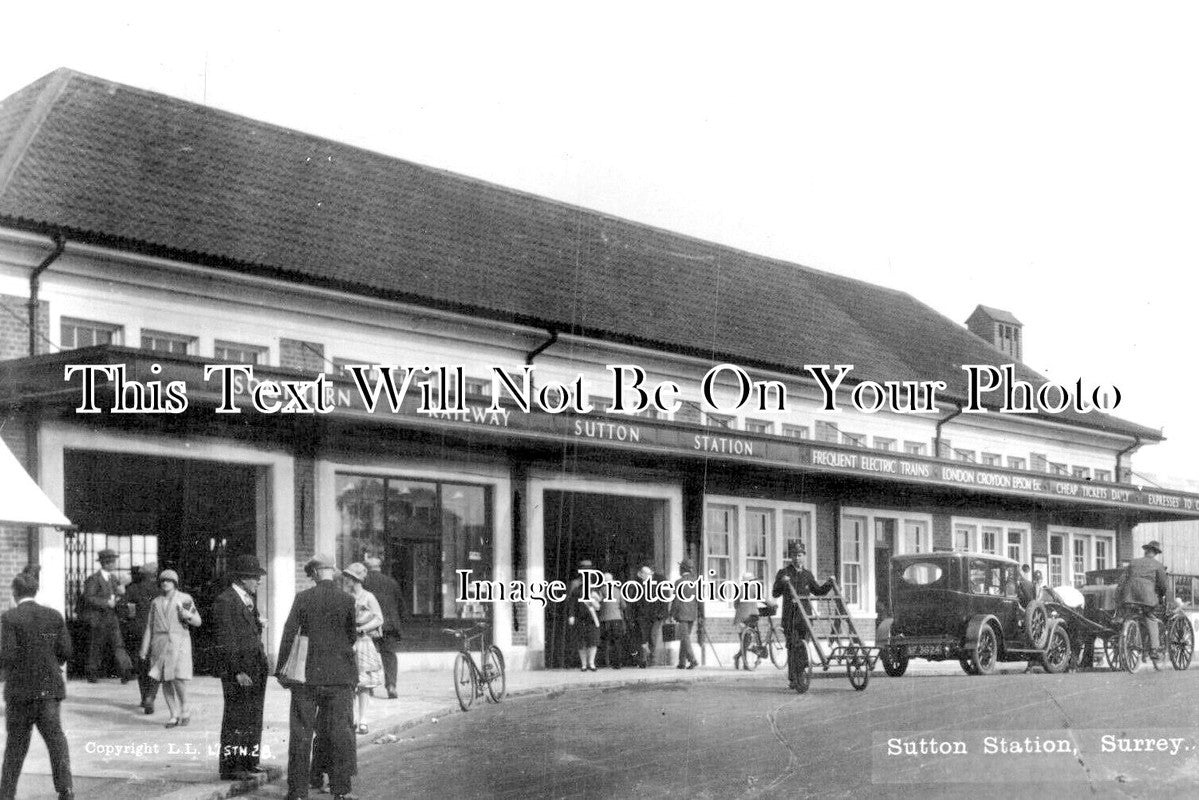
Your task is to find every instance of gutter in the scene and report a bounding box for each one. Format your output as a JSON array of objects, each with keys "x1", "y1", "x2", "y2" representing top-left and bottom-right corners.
[
  {"x1": 1116, "y1": 436, "x2": 1141, "y2": 484},
  {"x1": 524, "y1": 329, "x2": 558, "y2": 389},
  {"x1": 933, "y1": 402, "x2": 964, "y2": 459},
  {"x1": 29, "y1": 231, "x2": 64, "y2": 355}
]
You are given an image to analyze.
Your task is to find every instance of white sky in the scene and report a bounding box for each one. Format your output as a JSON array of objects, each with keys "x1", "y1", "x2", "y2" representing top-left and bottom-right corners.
[{"x1": 2, "y1": 2, "x2": 1196, "y2": 480}]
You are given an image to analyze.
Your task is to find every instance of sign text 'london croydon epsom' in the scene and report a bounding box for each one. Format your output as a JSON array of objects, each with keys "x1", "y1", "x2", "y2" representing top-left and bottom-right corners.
[{"x1": 63, "y1": 362, "x2": 1122, "y2": 417}]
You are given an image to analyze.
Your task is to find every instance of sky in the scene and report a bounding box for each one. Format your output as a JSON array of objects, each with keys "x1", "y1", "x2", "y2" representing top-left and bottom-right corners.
[{"x1": 1, "y1": 2, "x2": 1197, "y2": 480}]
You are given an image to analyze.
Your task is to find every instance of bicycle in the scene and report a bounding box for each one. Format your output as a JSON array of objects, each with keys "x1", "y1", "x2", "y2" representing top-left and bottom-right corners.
[
  {"x1": 443, "y1": 623, "x2": 506, "y2": 710},
  {"x1": 1118, "y1": 603, "x2": 1194, "y2": 673},
  {"x1": 737, "y1": 603, "x2": 787, "y2": 671}
]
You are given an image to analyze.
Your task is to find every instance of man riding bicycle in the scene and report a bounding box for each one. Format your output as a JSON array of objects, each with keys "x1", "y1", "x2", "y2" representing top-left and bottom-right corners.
[{"x1": 1117, "y1": 539, "x2": 1170, "y2": 660}]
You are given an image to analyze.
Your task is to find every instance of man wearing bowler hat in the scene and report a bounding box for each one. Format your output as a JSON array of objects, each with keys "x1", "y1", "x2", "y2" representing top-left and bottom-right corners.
[
  {"x1": 82, "y1": 549, "x2": 132, "y2": 683},
  {"x1": 1118, "y1": 540, "x2": 1171, "y2": 660},
  {"x1": 212, "y1": 554, "x2": 270, "y2": 781},
  {"x1": 277, "y1": 554, "x2": 357, "y2": 800}
]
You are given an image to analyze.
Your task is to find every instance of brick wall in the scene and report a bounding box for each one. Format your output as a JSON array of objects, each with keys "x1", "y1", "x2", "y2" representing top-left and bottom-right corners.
[
  {"x1": 280, "y1": 338, "x2": 325, "y2": 374},
  {"x1": 0, "y1": 527, "x2": 27, "y2": 612},
  {"x1": 0, "y1": 293, "x2": 49, "y2": 360}
]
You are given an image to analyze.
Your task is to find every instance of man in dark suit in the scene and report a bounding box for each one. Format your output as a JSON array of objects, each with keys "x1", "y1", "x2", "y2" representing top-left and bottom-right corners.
[
  {"x1": 1118, "y1": 540, "x2": 1171, "y2": 658},
  {"x1": 82, "y1": 548, "x2": 132, "y2": 683},
  {"x1": 363, "y1": 556, "x2": 401, "y2": 698},
  {"x1": 0, "y1": 568, "x2": 73, "y2": 800},
  {"x1": 276, "y1": 554, "x2": 357, "y2": 800},
  {"x1": 772, "y1": 541, "x2": 835, "y2": 690},
  {"x1": 124, "y1": 562, "x2": 160, "y2": 712},
  {"x1": 213, "y1": 554, "x2": 270, "y2": 781}
]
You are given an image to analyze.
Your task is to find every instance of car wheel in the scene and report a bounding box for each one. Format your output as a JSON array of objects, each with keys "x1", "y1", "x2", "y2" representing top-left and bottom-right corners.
[
  {"x1": 1024, "y1": 601, "x2": 1049, "y2": 649},
  {"x1": 971, "y1": 625, "x2": 998, "y2": 675},
  {"x1": 1042, "y1": 624, "x2": 1071, "y2": 674},
  {"x1": 1168, "y1": 615, "x2": 1194, "y2": 671},
  {"x1": 881, "y1": 647, "x2": 909, "y2": 678},
  {"x1": 959, "y1": 653, "x2": 979, "y2": 675}
]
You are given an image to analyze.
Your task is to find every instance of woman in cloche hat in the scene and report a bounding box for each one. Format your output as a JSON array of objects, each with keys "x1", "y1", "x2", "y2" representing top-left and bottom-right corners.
[
  {"x1": 139, "y1": 568, "x2": 201, "y2": 727},
  {"x1": 341, "y1": 562, "x2": 384, "y2": 735}
]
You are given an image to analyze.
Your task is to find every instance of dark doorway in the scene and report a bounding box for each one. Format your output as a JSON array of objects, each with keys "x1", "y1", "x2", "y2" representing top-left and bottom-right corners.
[
  {"x1": 63, "y1": 450, "x2": 259, "y2": 676},
  {"x1": 543, "y1": 491, "x2": 666, "y2": 669}
]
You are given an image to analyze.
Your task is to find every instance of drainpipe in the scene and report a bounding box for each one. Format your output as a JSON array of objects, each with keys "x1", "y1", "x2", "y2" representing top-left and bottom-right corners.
[
  {"x1": 933, "y1": 402, "x2": 964, "y2": 459},
  {"x1": 23, "y1": 232, "x2": 65, "y2": 569},
  {"x1": 524, "y1": 329, "x2": 558, "y2": 389},
  {"x1": 1115, "y1": 436, "x2": 1141, "y2": 484},
  {"x1": 29, "y1": 231, "x2": 65, "y2": 356}
]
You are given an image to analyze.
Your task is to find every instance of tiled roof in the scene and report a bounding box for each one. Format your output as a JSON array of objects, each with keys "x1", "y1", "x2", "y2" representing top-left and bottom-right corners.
[
  {"x1": 969, "y1": 305, "x2": 1023, "y2": 326},
  {"x1": 0, "y1": 69, "x2": 1160, "y2": 440}
]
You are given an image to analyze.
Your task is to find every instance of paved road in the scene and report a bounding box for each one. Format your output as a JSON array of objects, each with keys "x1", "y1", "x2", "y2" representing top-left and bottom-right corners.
[{"x1": 249, "y1": 665, "x2": 1199, "y2": 800}]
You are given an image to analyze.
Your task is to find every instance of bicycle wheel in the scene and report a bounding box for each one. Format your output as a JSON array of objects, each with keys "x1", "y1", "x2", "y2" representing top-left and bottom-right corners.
[
  {"x1": 1119, "y1": 619, "x2": 1143, "y2": 674},
  {"x1": 1103, "y1": 635, "x2": 1120, "y2": 671},
  {"x1": 740, "y1": 629, "x2": 762, "y2": 670},
  {"x1": 453, "y1": 652, "x2": 477, "y2": 711},
  {"x1": 1169, "y1": 616, "x2": 1194, "y2": 671},
  {"x1": 768, "y1": 629, "x2": 787, "y2": 669},
  {"x1": 484, "y1": 645, "x2": 507, "y2": 702}
]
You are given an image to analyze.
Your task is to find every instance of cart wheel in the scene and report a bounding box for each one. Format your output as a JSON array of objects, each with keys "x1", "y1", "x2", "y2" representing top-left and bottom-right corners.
[
  {"x1": 1103, "y1": 635, "x2": 1120, "y2": 671},
  {"x1": 971, "y1": 625, "x2": 998, "y2": 675},
  {"x1": 1119, "y1": 619, "x2": 1143, "y2": 674},
  {"x1": 1025, "y1": 601, "x2": 1050, "y2": 649},
  {"x1": 846, "y1": 646, "x2": 871, "y2": 690},
  {"x1": 794, "y1": 657, "x2": 812, "y2": 694},
  {"x1": 881, "y1": 647, "x2": 909, "y2": 678},
  {"x1": 1168, "y1": 615, "x2": 1194, "y2": 671},
  {"x1": 1042, "y1": 624, "x2": 1071, "y2": 674}
]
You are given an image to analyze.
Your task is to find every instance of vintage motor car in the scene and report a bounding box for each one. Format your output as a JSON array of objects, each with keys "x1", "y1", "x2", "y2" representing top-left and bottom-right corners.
[{"x1": 876, "y1": 552, "x2": 1072, "y2": 676}]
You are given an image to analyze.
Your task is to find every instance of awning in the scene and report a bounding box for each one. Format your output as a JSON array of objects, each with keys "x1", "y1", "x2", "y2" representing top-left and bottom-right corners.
[{"x1": 0, "y1": 436, "x2": 71, "y2": 528}]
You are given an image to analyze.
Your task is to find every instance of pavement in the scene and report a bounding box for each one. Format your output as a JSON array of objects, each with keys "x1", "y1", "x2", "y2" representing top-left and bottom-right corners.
[{"x1": 2, "y1": 657, "x2": 1013, "y2": 799}]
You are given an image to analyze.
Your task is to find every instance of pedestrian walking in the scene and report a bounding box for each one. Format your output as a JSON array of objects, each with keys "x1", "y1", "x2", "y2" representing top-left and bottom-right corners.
[
  {"x1": 0, "y1": 567, "x2": 74, "y2": 800},
  {"x1": 82, "y1": 548, "x2": 133, "y2": 683},
  {"x1": 630, "y1": 565, "x2": 657, "y2": 668},
  {"x1": 598, "y1": 573, "x2": 626, "y2": 669},
  {"x1": 568, "y1": 559, "x2": 600, "y2": 671},
  {"x1": 362, "y1": 555, "x2": 402, "y2": 699},
  {"x1": 139, "y1": 569, "x2": 201, "y2": 727},
  {"x1": 125, "y1": 562, "x2": 161, "y2": 713},
  {"x1": 671, "y1": 560, "x2": 700, "y2": 669},
  {"x1": 341, "y1": 562, "x2": 384, "y2": 735},
  {"x1": 772, "y1": 542, "x2": 834, "y2": 690},
  {"x1": 212, "y1": 554, "x2": 269, "y2": 781},
  {"x1": 277, "y1": 554, "x2": 357, "y2": 800}
]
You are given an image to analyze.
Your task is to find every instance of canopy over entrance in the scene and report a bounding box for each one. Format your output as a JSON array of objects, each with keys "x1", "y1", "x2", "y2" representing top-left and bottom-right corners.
[{"x1": 0, "y1": 437, "x2": 71, "y2": 528}]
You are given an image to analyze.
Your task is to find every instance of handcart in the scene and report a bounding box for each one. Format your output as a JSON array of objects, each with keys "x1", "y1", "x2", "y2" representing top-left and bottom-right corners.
[{"x1": 787, "y1": 578, "x2": 878, "y2": 692}]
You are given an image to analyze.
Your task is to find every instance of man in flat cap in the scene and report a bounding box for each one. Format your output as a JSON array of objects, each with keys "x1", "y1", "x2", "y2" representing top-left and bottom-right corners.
[
  {"x1": 82, "y1": 549, "x2": 132, "y2": 684},
  {"x1": 277, "y1": 554, "x2": 356, "y2": 800},
  {"x1": 1118, "y1": 540, "x2": 1171, "y2": 660},
  {"x1": 213, "y1": 555, "x2": 270, "y2": 781},
  {"x1": 362, "y1": 556, "x2": 402, "y2": 699}
]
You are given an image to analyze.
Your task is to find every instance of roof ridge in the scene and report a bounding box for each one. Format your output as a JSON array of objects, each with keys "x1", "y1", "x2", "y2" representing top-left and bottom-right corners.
[{"x1": 0, "y1": 68, "x2": 75, "y2": 198}]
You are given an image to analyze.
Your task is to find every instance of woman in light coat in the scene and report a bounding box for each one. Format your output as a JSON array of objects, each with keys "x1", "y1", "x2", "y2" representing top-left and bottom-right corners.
[
  {"x1": 342, "y1": 562, "x2": 384, "y2": 735},
  {"x1": 139, "y1": 569, "x2": 202, "y2": 727}
]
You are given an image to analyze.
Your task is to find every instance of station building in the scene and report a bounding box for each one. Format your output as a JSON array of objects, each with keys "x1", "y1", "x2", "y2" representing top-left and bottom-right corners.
[{"x1": 3, "y1": 69, "x2": 1199, "y2": 670}]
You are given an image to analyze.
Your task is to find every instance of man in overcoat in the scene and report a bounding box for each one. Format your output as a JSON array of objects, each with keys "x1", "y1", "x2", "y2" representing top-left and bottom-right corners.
[
  {"x1": 82, "y1": 548, "x2": 132, "y2": 683},
  {"x1": 276, "y1": 554, "x2": 357, "y2": 800},
  {"x1": 362, "y1": 556, "x2": 401, "y2": 698},
  {"x1": 1117, "y1": 540, "x2": 1171, "y2": 657},
  {"x1": 0, "y1": 568, "x2": 74, "y2": 800},
  {"x1": 125, "y1": 561, "x2": 160, "y2": 712},
  {"x1": 772, "y1": 541, "x2": 835, "y2": 689},
  {"x1": 213, "y1": 554, "x2": 270, "y2": 781}
]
